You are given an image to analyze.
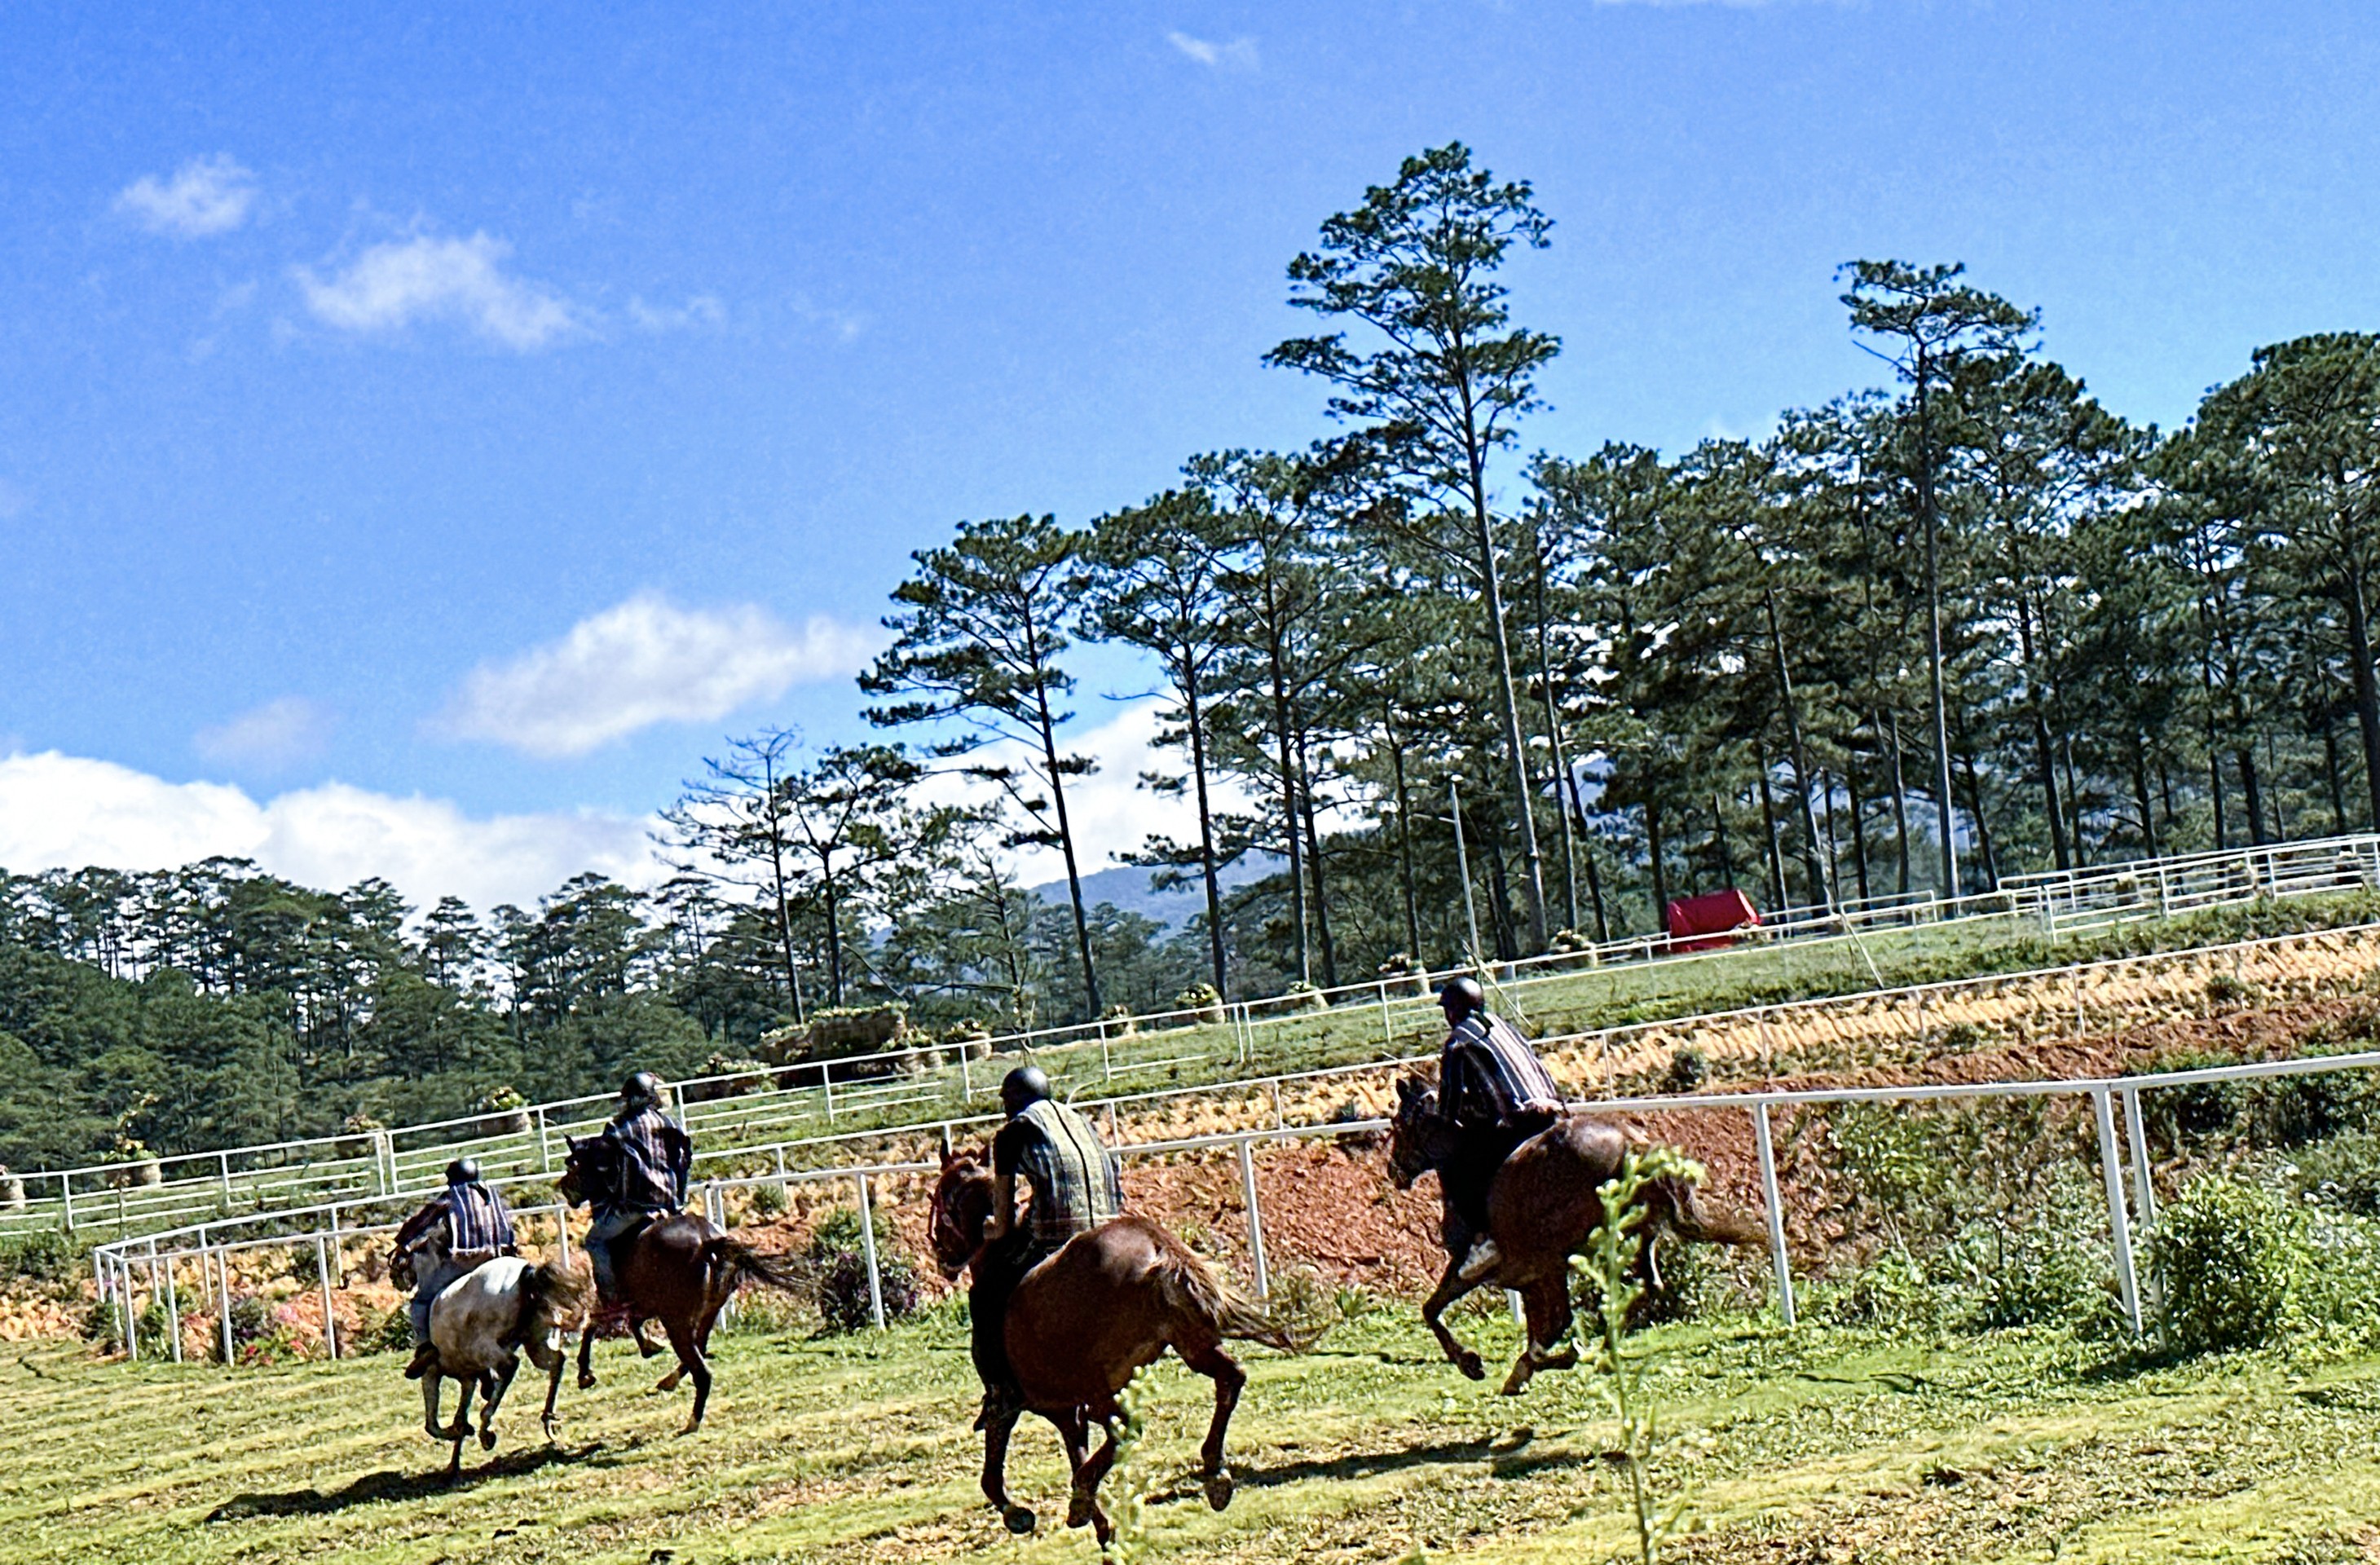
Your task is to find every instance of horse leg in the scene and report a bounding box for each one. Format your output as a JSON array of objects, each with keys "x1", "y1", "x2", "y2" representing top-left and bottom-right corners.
[
  {"x1": 576, "y1": 1318, "x2": 598, "y2": 1391},
  {"x1": 422, "y1": 1367, "x2": 448, "y2": 1441},
  {"x1": 667, "y1": 1317, "x2": 712, "y2": 1435},
  {"x1": 633, "y1": 1318, "x2": 665, "y2": 1359},
  {"x1": 480, "y1": 1357, "x2": 520, "y2": 1450},
  {"x1": 1499, "y1": 1279, "x2": 1576, "y2": 1396},
  {"x1": 536, "y1": 1342, "x2": 567, "y2": 1442},
  {"x1": 445, "y1": 1374, "x2": 476, "y2": 1479},
  {"x1": 1421, "y1": 1244, "x2": 1500, "y2": 1381},
  {"x1": 1180, "y1": 1342, "x2": 1245, "y2": 1511},
  {"x1": 1068, "y1": 1415, "x2": 1122, "y2": 1545},
  {"x1": 981, "y1": 1409, "x2": 1034, "y2": 1534},
  {"x1": 1058, "y1": 1408, "x2": 1100, "y2": 1532}
]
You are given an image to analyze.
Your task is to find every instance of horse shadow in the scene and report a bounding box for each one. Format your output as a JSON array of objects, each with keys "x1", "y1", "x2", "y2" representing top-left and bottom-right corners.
[
  {"x1": 205, "y1": 1442, "x2": 606, "y2": 1522},
  {"x1": 1149, "y1": 1427, "x2": 1601, "y2": 1505}
]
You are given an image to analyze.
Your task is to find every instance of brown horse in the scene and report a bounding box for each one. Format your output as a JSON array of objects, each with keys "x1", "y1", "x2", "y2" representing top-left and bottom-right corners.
[
  {"x1": 929, "y1": 1148, "x2": 1311, "y2": 1546},
  {"x1": 558, "y1": 1134, "x2": 802, "y2": 1432},
  {"x1": 1386, "y1": 1074, "x2": 1762, "y2": 1394}
]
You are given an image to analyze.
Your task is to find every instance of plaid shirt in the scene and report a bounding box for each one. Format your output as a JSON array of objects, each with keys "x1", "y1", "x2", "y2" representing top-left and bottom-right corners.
[
  {"x1": 994, "y1": 1098, "x2": 1124, "y2": 1250},
  {"x1": 605, "y1": 1107, "x2": 690, "y2": 1213},
  {"x1": 393, "y1": 1182, "x2": 514, "y2": 1260},
  {"x1": 1439, "y1": 1012, "x2": 1564, "y2": 1132}
]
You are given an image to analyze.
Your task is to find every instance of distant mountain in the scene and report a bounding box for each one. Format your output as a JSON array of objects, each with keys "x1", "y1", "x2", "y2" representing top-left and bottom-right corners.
[{"x1": 1029, "y1": 855, "x2": 1280, "y2": 931}]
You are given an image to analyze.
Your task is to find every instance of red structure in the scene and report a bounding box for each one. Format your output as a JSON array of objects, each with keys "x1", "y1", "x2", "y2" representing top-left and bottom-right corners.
[{"x1": 1664, "y1": 888, "x2": 1761, "y2": 952}]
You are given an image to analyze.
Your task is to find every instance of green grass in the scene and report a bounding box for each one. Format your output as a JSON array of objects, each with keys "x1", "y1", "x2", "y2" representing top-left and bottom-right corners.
[{"x1": 11, "y1": 1299, "x2": 2380, "y2": 1563}]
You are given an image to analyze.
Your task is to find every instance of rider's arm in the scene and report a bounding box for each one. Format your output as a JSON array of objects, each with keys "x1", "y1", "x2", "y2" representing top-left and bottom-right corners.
[{"x1": 986, "y1": 1174, "x2": 1019, "y2": 1241}]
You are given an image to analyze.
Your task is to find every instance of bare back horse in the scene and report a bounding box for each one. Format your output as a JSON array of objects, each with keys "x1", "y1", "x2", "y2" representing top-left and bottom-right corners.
[
  {"x1": 930, "y1": 1148, "x2": 1313, "y2": 1547},
  {"x1": 1387, "y1": 1074, "x2": 1762, "y2": 1394},
  {"x1": 395, "y1": 1225, "x2": 591, "y2": 1479},
  {"x1": 557, "y1": 1134, "x2": 803, "y2": 1432}
]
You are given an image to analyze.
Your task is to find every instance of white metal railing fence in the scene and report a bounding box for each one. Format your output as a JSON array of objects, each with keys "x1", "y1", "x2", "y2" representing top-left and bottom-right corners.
[
  {"x1": 19, "y1": 831, "x2": 2380, "y2": 1245},
  {"x1": 89, "y1": 1045, "x2": 2380, "y2": 1364}
]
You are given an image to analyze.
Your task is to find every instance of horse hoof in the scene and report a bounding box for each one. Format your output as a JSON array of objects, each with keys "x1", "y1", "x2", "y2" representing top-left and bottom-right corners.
[
  {"x1": 480, "y1": 1428, "x2": 498, "y2": 1452},
  {"x1": 1542, "y1": 1345, "x2": 1579, "y2": 1372},
  {"x1": 541, "y1": 1419, "x2": 558, "y2": 1443},
  {"x1": 1458, "y1": 1354, "x2": 1486, "y2": 1382},
  {"x1": 656, "y1": 1372, "x2": 682, "y2": 1393},
  {"x1": 1066, "y1": 1489, "x2": 1095, "y2": 1530},
  {"x1": 577, "y1": 1372, "x2": 597, "y2": 1391},
  {"x1": 1204, "y1": 1470, "x2": 1235, "y2": 1512},
  {"x1": 1002, "y1": 1505, "x2": 1036, "y2": 1535}
]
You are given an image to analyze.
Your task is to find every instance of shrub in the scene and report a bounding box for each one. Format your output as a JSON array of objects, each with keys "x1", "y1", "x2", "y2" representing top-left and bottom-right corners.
[
  {"x1": 2135, "y1": 1050, "x2": 2245, "y2": 1149},
  {"x1": 747, "y1": 1181, "x2": 788, "y2": 1218},
  {"x1": 816, "y1": 1248, "x2": 922, "y2": 1334},
  {"x1": 1659, "y1": 1047, "x2": 1708, "y2": 1095},
  {"x1": 804, "y1": 1205, "x2": 895, "y2": 1264},
  {"x1": 1821, "y1": 1247, "x2": 1941, "y2": 1329},
  {"x1": 2206, "y1": 971, "x2": 2265, "y2": 1007},
  {"x1": 2293, "y1": 1131, "x2": 2380, "y2": 1217},
  {"x1": 0, "y1": 1227, "x2": 77, "y2": 1285},
  {"x1": 358, "y1": 1304, "x2": 415, "y2": 1356},
  {"x1": 1282, "y1": 981, "x2": 1329, "y2": 1012},
  {"x1": 1956, "y1": 1170, "x2": 2112, "y2": 1334},
  {"x1": 2250, "y1": 1060, "x2": 2377, "y2": 1148},
  {"x1": 2149, "y1": 1175, "x2": 2299, "y2": 1355},
  {"x1": 1935, "y1": 1021, "x2": 1986, "y2": 1053}
]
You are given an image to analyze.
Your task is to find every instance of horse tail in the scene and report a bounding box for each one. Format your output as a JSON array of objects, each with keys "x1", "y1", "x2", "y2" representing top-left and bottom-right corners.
[
  {"x1": 1647, "y1": 1174, "x2": 1765, "y2": 1250},
  {"x1": 1146, "y1": 1229, "x2": 1319, "y2": 1355},
  {"x1": 524, "y1": 1252, "x2": 594, "y2": 1331},
  {"x1": 703, "y1": 1235, "x2": 804, "y2": 1294}
]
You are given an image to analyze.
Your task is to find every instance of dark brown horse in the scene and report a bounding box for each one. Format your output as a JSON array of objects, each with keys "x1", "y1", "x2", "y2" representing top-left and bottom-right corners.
[
  {"x1": 558, "y1": 1134, "x2": 802, "y2": 1432},
  {"x1": 929, "y1": 1148, "x2": 1310, "y2": 1546},
  {"x1": 1386, "y1": 1074, "x2": 1762, "y2": 1394}
]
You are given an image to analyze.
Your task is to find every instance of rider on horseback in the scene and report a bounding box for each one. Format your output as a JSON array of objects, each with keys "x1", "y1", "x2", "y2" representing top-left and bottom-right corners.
[
  {"x1": 1430, "y1": 976, "x2": 1565, "y2": 1263},
  {"x1": 394, "y1": 1157, "x2": 518, "y2": 1380},
  {"x1": 972, "y1": 1065, "x2": 1123, "y2": 1430},
  {"x1": 586, "y1": 1070, "x2": 692, "y2": 1311}
]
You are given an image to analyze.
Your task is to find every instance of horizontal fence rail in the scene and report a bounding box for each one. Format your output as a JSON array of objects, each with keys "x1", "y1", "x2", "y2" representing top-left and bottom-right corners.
[
  {"x1": 16, "y1": 831, "x2": 2380, "y2": 1245},
  {"x1": 90, "y1": 1045, "x2": 2380, "y2": 1364}
]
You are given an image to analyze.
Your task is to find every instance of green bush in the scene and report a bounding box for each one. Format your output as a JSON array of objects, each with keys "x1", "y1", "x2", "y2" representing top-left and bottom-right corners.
[
  {"x1": 2149, "y1": 1175, "x2": 2300, "y2": 1356},
  {"x1": 804, "y1": 1204, "x2": 895, "y2": 1264},
  {"x1": 2250, "y1": 1065, "x2": 2377, "y2": 1148},
  {"x1": 1819, "y1": 1247, "x2": 1941, "y2": 1329},
  {"x1": 2135, "y1": 1051, "x2": 2246, "y2": 1150},
  {"x1": 816, "y1": 1247, "x2": 921, "y2": 1334},
  {"x1": 1955, "y1": 1170, "x2": 2112, "y2": 1334},
  {"x1": 2293, "y1": 1131, "x2": 2380, "y2": 1217},
  {"x1": 358, "y1": 1303, "x2": 415, "y2": 1356},
  {"x1": 0, "y1": 1227, "x2": 78, "y2": 1285}
]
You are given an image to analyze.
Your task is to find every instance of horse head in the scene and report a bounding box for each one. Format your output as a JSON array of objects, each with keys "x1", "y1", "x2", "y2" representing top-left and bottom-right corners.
[
  {"x1": 1385, "y1": 1073, "x2": 1451, "y2": 1190},
  {"x1": 555, "y1": 1132, "x2": 606, "y2": 1209},
  {"x1": 929, "y1": 1146, "x2": 995, "y2": 1279}
]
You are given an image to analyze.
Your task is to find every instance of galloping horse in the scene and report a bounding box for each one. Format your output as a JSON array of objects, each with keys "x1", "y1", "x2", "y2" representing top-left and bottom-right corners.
[
  {"x1": 1387, "y1": 1074, "x2": 1762, "y2": 1394},
  {"x1": 394, "y1": 1225, "x2": 591, "y2": 1478},
  {"x1": 557, "y1": 1134, "x2": 801, "y2": 1432},
  {"x1": 930, "y1": 1148, "x2": 1312, "y2": 1546}
]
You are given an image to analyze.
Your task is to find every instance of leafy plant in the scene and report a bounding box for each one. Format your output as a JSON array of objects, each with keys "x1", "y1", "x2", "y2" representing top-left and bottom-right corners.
[
  {"x1": 2148, "y1": 1175, "x2": 2300, "y2": 1355},
  {"x1": 1570, "y1": 1144, "x2": 1703, "y2": 1565},
  {"x1": 815, "y1": 1247, "x2": 922, "y2": 1334}
]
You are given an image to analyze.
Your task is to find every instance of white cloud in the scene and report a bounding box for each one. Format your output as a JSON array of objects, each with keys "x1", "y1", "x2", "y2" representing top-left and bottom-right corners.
[
  {"x1": 439, "y1": 593, "x2": 880, "y2": 759},
  {"x1": 628, "y1": 294, "x2": 726, "y2": 333},
  {"x1": 1166, "y1": 30, "x2": 1259, "y2": 68},
  {"x1": 192, "y1": 696, "x2": 336, "y2": 771},
  {"x1": 0, "y1": 751, "x2": 662, "y2": 911},
  {"x1": 115, "y1": 155, "x2": 258, "y2": 238},
  {"x1": 916, "y1": 701, "x2": 1257, "y2": 884},
  {"x1": 295, "y1": 234, "x2": 580, "y2": 350}
]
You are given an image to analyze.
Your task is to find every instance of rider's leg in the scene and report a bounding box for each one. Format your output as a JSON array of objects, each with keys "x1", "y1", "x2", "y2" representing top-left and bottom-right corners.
[
  {"x1": 971, "y1": 1235, "x2": 1032, "y2": 1430},
  {"x1": 585, "y1": 1210, "x2": 633, "y2": 1306}
]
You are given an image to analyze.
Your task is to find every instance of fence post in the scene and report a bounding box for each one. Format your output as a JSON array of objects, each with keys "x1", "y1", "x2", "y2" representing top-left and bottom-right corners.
[
  {"x1": 2092, "y1": 1088, "x2": 2144, "y2": 1336},
  {"x1": 1235, "y1": 1140, "x2": 1270, "y2": 1302},
  {"x1": 121, "y1": 1253, "x2": 138, "y2": 1362},
  {"x1": 328, "y1": 1206, "x2": 344, "y2": 1287},
  {"x1": 215, "y1": 1245, "x2": 234, "y2": 1364},
  {"x1": 553, "y1": 1200, "x2": 572, "y2": 1264},
  {"x1": 536, "y1": 1109, "x2": 553, "y2": 1174},
  {"x1": 315, "y1": 1233, "x2": 337, "y2": 1360},
  {"x1": 59, "y1": 1172, "x2": 73, "y2": 1233},
  {"x1": 1752, "y1": 1104, "x2": 1795, "y2": 1327},
  {"x1": 1101, "y1": 1035, "x2": 1113, "y2": 1082},
  {"x1": 159, "y1": 1245, "x2": 182, "y2": 1363},
  {"x1": 1378, "y1": 983, "x2": 1395, "y2": 1050},
  {"x1": 218, "y1": 1151, "x2": 233, "y2": 1206},
  {"x1": 2121, "y1": 1087, "x2": 2157, "y2": 1230},
  {"x1": 853, "y1": 1171, "x2": 886, "y2": 1330}
]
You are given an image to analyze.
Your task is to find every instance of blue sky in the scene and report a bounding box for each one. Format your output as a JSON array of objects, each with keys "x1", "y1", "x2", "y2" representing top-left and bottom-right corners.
[{"x1": 3, "y1": 1, "x2": 2377, "y2": 910}]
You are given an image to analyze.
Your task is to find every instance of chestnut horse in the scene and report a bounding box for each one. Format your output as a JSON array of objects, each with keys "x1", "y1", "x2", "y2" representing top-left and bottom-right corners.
[
  {"x1": 557, "y1": 1134, "x2": 802, "y2": 1431},
  {"x1": 929, "y1": 1148, "x2": 1311, "y2": 1546},
  {"x1": 1386, "y1": 1074, "x2": 1762, "y2": 1394}
]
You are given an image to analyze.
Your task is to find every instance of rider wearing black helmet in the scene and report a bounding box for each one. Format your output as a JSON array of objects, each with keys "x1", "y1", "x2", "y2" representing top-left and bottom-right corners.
[
  {"x1": 586, "y1": 1070, "x2": 692, "y2": 1309},
  {"x1": 391, "y1": 1155, "x2": 518, "y2": 1379},
  {"x1": 971, "y1": 1064, "x2": 1123, "y2": 1428},
  {"x1": 1430, "y1": 976, "x2": 1565, "y2": 1263}
]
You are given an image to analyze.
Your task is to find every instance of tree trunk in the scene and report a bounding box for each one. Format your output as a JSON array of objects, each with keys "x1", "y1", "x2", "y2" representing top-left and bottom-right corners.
[
  {"x1": 1708, "y1": 793, "x2": 1734, "y2": 890},
  {"x1": 1580, "y1": 822, "x2": 1611, "y2": 942},
  {"x1": 2237, "y1": 746, "x2": 2268, "y2": 845},
  {"x1": 1261, "y1": 575, "x2": 1311, "y2": 985},
  {"x1": 1031, "y1": 680, "x2": 1101, "y2": 1019},
  {"x1": 1645, "y1": 794, "x2": 1670, "y2": 935},
  {"x1": 1533, "y1": 533, "x2": 1581, "y2": 935},
  {"x1": 1294, "y1": 725, "x2": 1338, "y2": 989},
  {"x1": 1182, "y1": 672, "x2": 1230, "y2": 1000},
  {"x1": 820, "y1": 864, "x2": 844, "y2": 1007},
  {"x1": 1756, "y1": 761, "x2": 1788, "y2": 912},
  {"x1": 1467, "y1": 460, "x2": 1549, "y2": 952},
  {"x1": 2342, "y1": 564, "x2": 2380, "y2": 832},
  {"x1": 2325, "y1": 712, "x2": 2350, "y2": 835},
  {"x1": 1915, "y1": 370, "x2": 1961, "y2": 897},
  {"x1": 1386, "y1": 700, "x2": 1425, "y2": 963},
  {"x1": 1847, "y1": 755, "x2": 1871, "y2": 903},
  {"x1": 1881, "y1": 711, "x2": 1913, "y2": 897},
  {"x1": 1765, "y1": 592, "x2": 1832, "y2": 907},
  {"x1": 1957, "y1": 747, "x2": 2000, "y2": 888},
  {"x1": 1483, "y1": 827, "x2": 1520, "y2": 963},
  {"x1": 2132, "y1": 745, "x2": 2160, "y2": 859}
]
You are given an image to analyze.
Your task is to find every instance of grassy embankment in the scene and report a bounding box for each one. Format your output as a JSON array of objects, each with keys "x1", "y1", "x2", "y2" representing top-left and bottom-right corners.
[{"x1": 9, "y1": 1298, "x2": 2380, "y2": 1564}]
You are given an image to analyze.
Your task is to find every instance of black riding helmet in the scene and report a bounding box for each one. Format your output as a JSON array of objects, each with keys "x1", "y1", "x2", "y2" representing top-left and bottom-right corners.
[
  {"x1": 445, "y1": 1157, "x2": 482, "y2": 1186},
  {"x1": 1000, "y1": 1065, "x2": 1052, "y2": 1116},
  {"x1": 1438, "y1": 975, "x2": 1486, "y2": 1020},
  {"x1": 621, "y1": 1069, "x2": 664, "y2": 1111}
]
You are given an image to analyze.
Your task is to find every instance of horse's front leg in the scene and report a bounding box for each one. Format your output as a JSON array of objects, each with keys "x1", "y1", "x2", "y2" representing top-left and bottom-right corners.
[
  {"x1": 421, "y1": 1368, "x2": 448, "y2": 1441},
  {"x1": 576, "y1": 1320, "x2": 598, "y2": 1390},
  {"x1": 479, "y1": 1357, "x2": 520, "y2": 1450},
  {"x1": 981, "y1": 1408, "x2": 1034, "y2": 1534},
  {"x1": 1499, "y1": 1278, "x2": 1576, "y2": 1396},
  {"x1": 1067, "y1": 1414, "x2": 1122, "y2": 1545},
  {"x1": 535, "y1": 1341, "x2": 567, "y2": 1442},
  {"x1": 633, "y1": 1318, "x2": 664, "y2": 1359},
  {"x1": 1421, "y1": 1241, "x2": 1501, "y2": 1382}
]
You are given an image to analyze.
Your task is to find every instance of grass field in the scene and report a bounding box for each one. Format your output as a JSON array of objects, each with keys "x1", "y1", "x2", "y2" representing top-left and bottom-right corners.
[{"x1": 11, "y1": 1298, "x2": 2380, "y2": 1564}]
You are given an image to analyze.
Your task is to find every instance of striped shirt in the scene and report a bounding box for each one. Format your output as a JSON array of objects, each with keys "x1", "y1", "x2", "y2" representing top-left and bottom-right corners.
[
  {"x1": 994, "y1": 1098, "x2": 1124, "y2": 1250},
  {"x1": 446, "y1": 1182, "x2": 515, "y2": 1256},
  {"x1": 605, "y1": 1107, "x2": 690, "y2": 1212},
  {"x1": 1439, "y1": 1012, "x2": 1564, "y2": 1131}
]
